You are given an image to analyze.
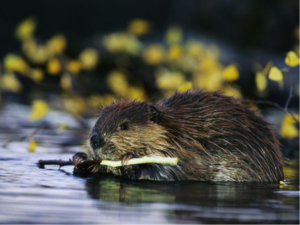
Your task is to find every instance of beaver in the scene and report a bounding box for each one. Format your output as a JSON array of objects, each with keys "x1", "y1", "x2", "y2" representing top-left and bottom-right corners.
[{"x1": 80, "y1": 90, "x2": 284, "y2": 182}]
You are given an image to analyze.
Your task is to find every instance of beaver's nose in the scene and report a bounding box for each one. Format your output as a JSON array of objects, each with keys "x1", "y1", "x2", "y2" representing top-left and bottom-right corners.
[{"x1": 90, "y1": 130, "x2": 105, "y2": 149}]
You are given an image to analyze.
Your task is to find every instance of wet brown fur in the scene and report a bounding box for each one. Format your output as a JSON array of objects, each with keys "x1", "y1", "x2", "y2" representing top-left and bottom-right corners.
[{"x1": 86, "y1": 90, "x2": 284, "y2": 182}]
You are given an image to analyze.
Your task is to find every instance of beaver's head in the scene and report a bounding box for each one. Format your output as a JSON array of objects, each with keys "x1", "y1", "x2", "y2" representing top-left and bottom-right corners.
[{"x1": 87, "y1": 101, "x2": 171, "y2": 161}]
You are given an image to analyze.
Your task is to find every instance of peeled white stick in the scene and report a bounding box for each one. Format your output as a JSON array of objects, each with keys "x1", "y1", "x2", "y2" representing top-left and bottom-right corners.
[{"x1": 100, "y1": 156, "x2": 178, "y2": 168}]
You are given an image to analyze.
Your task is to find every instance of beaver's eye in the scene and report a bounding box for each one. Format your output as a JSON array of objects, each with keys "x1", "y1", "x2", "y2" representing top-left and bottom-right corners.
[{"x1": 120, "y1": 122, "x2": 129, "y2": 131}]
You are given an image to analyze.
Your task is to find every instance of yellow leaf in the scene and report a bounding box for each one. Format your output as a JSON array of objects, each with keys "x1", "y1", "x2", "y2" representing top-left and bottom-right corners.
[
  {"x1": 280, "y1": 123, "x2": 299, "y2": 139},
  {"x1": 31, "y1": 69, "x2": 44, "y2": 83},
  {"x1": 127, "y1": 86, "x2": 146, "y2": 100},
  {"x1": 167, "y1": 45, "x2": 182, "y2": 61},
  {"x1": 223, "y1": 64, "x2": 239, "y2": 81},
  {"x1": 222, "y1": 85, "x2": 242, "y2": 98},
  {"x1": 46, "y1": 34, "x2": 67, "y2": 56},
  {"x1": 15, "y1": 17, "x2": 37, "y2": 40},
  {"x1": 4, "y1": 54, "x2": 30, "y2": 74},
  {"x1": 263, "y1": 61, "x2": 273, "y2": 74},
  {"x1": 30, "y1": 100, "x2": 49, "y2": 121},
  {"x1": 280, "y1": 114, "x2": 299, "y2": 139},
  {"x1": 23, "y1": 40, "x2": 49, "y2": 64},
  {"x1": 106, "y1": 70, "x2": 129, "y2": 97},
  {"x1": 63, "y1": 96, "x2": 86, "y2": 115},
  {"x1": 103, "y1": 32, "x2": 142, "y2": 55},
  {"x1": 268, "y1": 66, "x2": 283, "y2": 82},
  {"x1": 128, "y1": 19, "x2": 150, "y2": 36},
  {"x1": 255, "y1": 71, "x2": 268, "y2": 92},
  {"x1": 47, "y1": 58, "x2": 61, "y2": 75},
  {"x1": 58, "y1": 122, "x2": 68, "y2": 130},
  {"x1": 0, "y1": 72, "x2": 22, "y2": 93},
  {"x1": 60, "y1": 73, "x2": 72, "y2": 91},
  {"x1": 28, "y1": 137, "x2": 36, "y2": 153},
  {"x1": 156, "y1": 69, "x2": 185, "y2": 90},
  {"x1": 178, "y1": 82, "x2": 192, "y2": 92},
  {"x1": 87, "y1": 94, "x2": 115, "y2": 109},
  {"x1": 185, "y1": 41, "x2": 204, "y2": 58},
  {"x1": 79, "y1": 48, "x2": 99, "y2": 70},
  {"x1": 282, "y1": 113, "x2": 299, "y2": 124},
  {"x1": 284, "y1": 51, "x2": 300, "y2": 67},
  {"x1": 165, "y1": 26, "x2": 182, "y2": 45},
  {"x1": 193, "y1": 71, "x2": 223, "y2": 92},
  {"x1": 143, "y1": 44, "x2": 165, "y2": 65},
  {"x1": 66, "y1": 60, "x2": 81, "y2": 74}
]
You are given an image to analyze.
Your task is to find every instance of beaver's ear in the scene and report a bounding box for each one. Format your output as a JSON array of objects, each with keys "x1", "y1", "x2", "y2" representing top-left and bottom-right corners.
[{"x1": 148, "y1": 105, "x2": 160, "y2": 124}]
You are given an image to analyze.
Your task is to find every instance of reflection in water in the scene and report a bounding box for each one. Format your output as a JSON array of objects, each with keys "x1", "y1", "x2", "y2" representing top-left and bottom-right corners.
[{"x1": 85, "y1": 176, "x2": 299, "y2": 223}]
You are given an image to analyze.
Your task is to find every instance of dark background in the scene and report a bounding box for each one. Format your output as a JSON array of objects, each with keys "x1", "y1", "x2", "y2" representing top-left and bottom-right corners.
[{"x1": 0, "y1": 0, "x2": 299, "y2": 57}]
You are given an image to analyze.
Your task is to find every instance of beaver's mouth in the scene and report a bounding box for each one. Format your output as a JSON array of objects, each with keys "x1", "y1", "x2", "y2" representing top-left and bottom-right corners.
[{"x1": 92, "y1": 147, "x2": 119, "y2": 161}]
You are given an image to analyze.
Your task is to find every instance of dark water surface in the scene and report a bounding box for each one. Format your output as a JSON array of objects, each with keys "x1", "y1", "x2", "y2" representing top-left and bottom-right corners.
[{"x1": 0, "y1": 104, "x2": 299, "y2": 224}]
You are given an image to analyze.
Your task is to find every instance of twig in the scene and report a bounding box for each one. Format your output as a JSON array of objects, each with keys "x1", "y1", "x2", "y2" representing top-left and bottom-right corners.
[
  {"x1": 37, "y1": 159, "x2": 74, "y2": 168},
  {"x1": 37, "y1": 157, "x2": 178, "y2": 169},
  {"x1": 101, "y1": 156, "x2": 178, "y2": 167},
  {"x1": 2, "y1": 125, "x2": 54, "y2": 148},
  {"x1": 247, "y1": 99, "x2": 299, "y2": 125},
  {"x1": 37, "y1": 158, "x2": 102, "y2": 169},
  {"x1": 244, "y1": 69, "x2": 299, "y2": 125}
]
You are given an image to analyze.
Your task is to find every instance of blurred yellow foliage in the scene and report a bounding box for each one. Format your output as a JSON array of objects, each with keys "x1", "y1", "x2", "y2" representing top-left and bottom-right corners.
[
  {"x1": 30, "y1": 100, "x2": 49, "y2": 121},
  {"x1": 63, "y1": 96, "x2": 86, "y2": 115},
  {"x1": 103, "y1": 32, "x2": 142, "y2": 55},
  {"x1": 0, "y1": 72, "x2": 22, "y2": 93},
  {"x1": 280, "y1": 114, "x2": 299, "y2": 138},
  {"x1": 185, "y1": 41, "x2": 204, "y2": 58},
  {"x1": 88, "y1": 94, "x2": 115, "y2": 110},
  {"x1": 22, "y1": 39, "x2": 49, "y2": 64},
  {"x1": 79, "y1": 48, "x2": 99, "y2": 70},
  {"x1": 165, "y1": 26, "x2": 182, "y2": 45},
  {"x1": 4, "y1": 54, "x2": 30, "y2": 74},
  {"x1": 60, "y1": 73, "x2": 72, "y2": 91},
  {"x1": 47, "y1": 58, "x2": 61, "y2": 75},
  {"x1": 263, "y1": 61, "x2": 273, "y2": 74},
  {"x1": 28, "y1": 137, "x2": 36, "y2": 153},
  {"x1": 127, "y1": 86, "x2": 146, "y2": 100},
  {"x1": 193, "y1": 72, "x2": 223, "y2": 92},
  {"x1": 223, "y1": 64, "x2": 239, "y2": 81},
  {"x1": 193, "y1": 52, "x2": 224, "y2": 92},
  {"x1": 178, "y1": 82, "x2": 193, "y2": 92},
  {"x1": 31, "y1": 69, "x2": 44, "y2": 83},
  {"x1": 107, "y1": 70, "x2": 129, "y2": 97},
  {"x1": 255, "y1": 71, "x2": 268, "y2": 92},
  {"x1": 156, "y1": 69, "x2": 185, "y2": 90},
  {"x1": 222, "y1": 85, "x2": 242, "y2": 98},
  {"x1": 128, "y1": 19, "x2": 150, "y2": 36},
  {"x1": 167, "y1": 45, "x2": 182, "y2": 61},
  {"x1": 284, "y1": 51, "x2": 299, "y2": 67},
  {"x1": 46, "y1": 34, "x2": 67, "y2": 56},
  {"x1": 15, "y1": 17, "x2": 36, "y2": 40},
  {"x1": 58, "y1": 122, "x2": 68, "y2": 130},
  {"x1": 143, "y1": 44, "x2": 165, "y2": 65},
  {"x1": 67, "y1": 60, "x2": 81, "y2": 74},
  {"x1": 269, "y1": 66, "x2": 283, "y2": 82}
]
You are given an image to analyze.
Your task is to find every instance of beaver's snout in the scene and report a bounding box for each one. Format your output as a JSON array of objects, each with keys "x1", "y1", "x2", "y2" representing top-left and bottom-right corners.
[{"x1": 90, "y1": 128, "x2": 105, "y2": 150}]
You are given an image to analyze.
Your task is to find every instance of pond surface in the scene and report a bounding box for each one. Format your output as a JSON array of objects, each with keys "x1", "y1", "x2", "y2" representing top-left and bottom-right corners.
[{"x1": 0, "y1": 104, "x2": 299, "y2": 224}]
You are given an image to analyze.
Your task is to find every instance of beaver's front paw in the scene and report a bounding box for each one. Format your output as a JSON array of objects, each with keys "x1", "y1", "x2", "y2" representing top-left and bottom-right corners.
[
  {"x1": 72, "y1": 152, "x2": 92, "y2": 175},
  {"x1": 72, "y1": 152, "x2": 88, "y2": 165},
  {"x1": 120, "y1": 153, "x2": 140, "y2": 179}
]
